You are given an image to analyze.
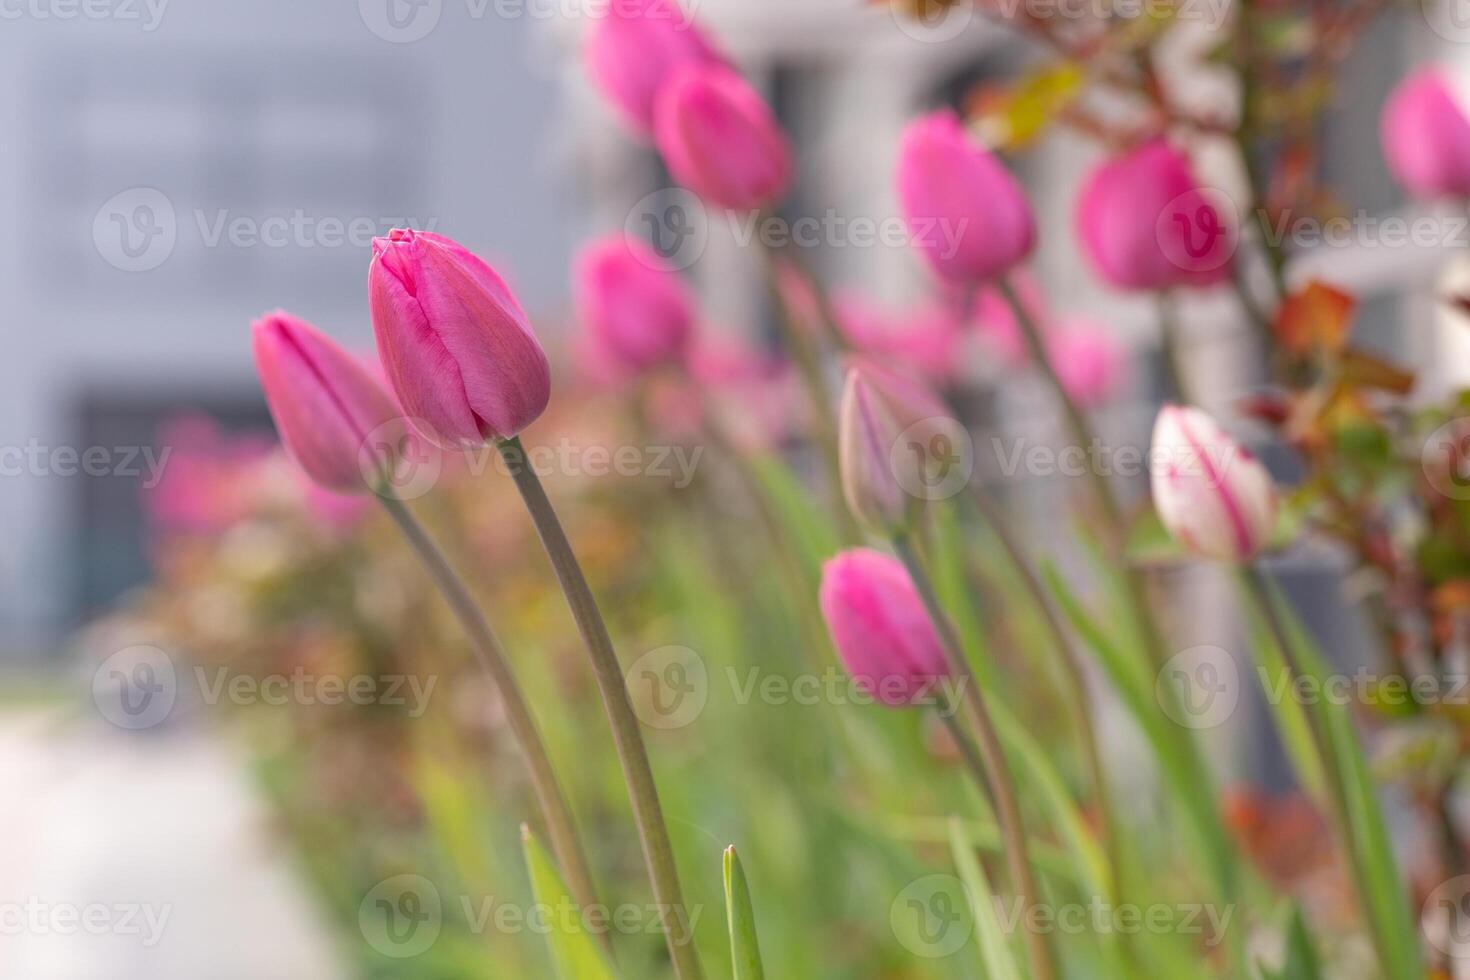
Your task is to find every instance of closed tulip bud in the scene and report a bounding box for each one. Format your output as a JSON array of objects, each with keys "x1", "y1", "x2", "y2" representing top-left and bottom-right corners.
[
  {"x1": 1380, "y1": 68, "x2": 1470, "y2": 200},
  {"x1": 654, "y1": 63, "x2": 793, "y2": 211},
  {"x1": 574, "y1": 235, "x2": 695, "y2": 375},
  {"x1": 1076, "y1": 139, "x2": 1234, "y2": 291},
  {"x1": 895, "y1": 111, "x2": 1036, "y2": 285},
  {"x1": 819, "y1": 548, "x2": 953, "y2": 707},
  {"x1": 1151, "y1": 405, "x2": 1277, "y2": 562},
  {"x1": 369, "y1": 229, "x2": 551, "y2": 448},
  {"x1": 1046, "y1": 316, "x2": 1127, "y2": 409},
  {"x1": 251, "y1": 312, "x2": 402, "y2": 494},
  {"x1": 583, "y1": 0, "x2": 721, "y2": 135},
  {"x1": 839, "y1": 368, "x2": 915, "y2": 535}
]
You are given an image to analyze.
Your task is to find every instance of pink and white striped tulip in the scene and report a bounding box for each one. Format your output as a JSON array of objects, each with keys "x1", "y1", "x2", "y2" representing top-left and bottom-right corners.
[
  {"x1": 251, "y1": 312, "x2": 402, "y2": 494},
  {"x1": 583, "y1": 0, "x2": 720, "y2": 135},
  {"x1": 369, "y1": 229, "x2": 551, "y2": 448},
  {"x1": 1151, "y1": 405, "x2": 1276, "y2": 562},
  {"x1": 820, "y1": 548, "x2": 953, "y2": 708},
  {"x1": 654, "y1": 63, "x2": 793, "y2": 211},
  {"x1": 574, "y1": 235, "x2": 695, "y2": 375}
]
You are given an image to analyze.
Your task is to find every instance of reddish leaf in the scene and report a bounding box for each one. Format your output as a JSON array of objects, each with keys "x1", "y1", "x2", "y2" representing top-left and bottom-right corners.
[{"x1": 1275, "y1": 281, "x2": 1356, "y2": 356}]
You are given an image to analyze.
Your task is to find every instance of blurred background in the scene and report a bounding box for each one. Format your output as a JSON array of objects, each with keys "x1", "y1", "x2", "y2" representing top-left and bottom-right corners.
[{"x1": 2, "y1": 0, "x2": 1466, "y2": 976}]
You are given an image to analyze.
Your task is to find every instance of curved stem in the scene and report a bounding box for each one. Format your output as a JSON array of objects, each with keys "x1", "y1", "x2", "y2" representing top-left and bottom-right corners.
[
  {"x1": 376, "y1": 493, "x2": 605, "y2": 947},
  {"x1": 496, "y1": 438, "x2": 705, "y2": 980},
  {"x1": 893, "y1": 534, "x2": 1058, "y2": 980}
]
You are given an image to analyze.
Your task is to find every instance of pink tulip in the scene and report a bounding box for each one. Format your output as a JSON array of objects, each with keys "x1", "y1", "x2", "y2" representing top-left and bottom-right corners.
[
  {"x1": 369, "y1": 229, "x2": 551, "y2": 448},
  {"x1": 251, "y1": 312, "x2": 403, "y2": 494},
  {"x1": 834, "y1": 291, "x2": 964, "y2": 383},
  {"x1": 583, "y1": 0, "x2": 721, "y2": 135},
  {"x1": 1075, "y1": 139, "x2": 1234, "y2": 290},
  {"x1": 1150, "y1": 405, "x2": 1276, "y2": 561},
  {"x1": 654, "y1": 63, "x2": 793, "y2": 211},
  {"x1": 574, "y1": 235, "x2": 696, "y2": 375},
  {"x1": 1046, "y1": 316, "x2": 1127, "y2": 409},
  {"x1": 1380, "y1": 68, "x2": 1470, "y2": 200},
  {"x1": 842, "y1": 355, "x2": 951, "y2": 429},
  {"x1": 819, "y1": 548, "x2": 952, "y2": 707},
  {"x1": 895, "y1": 111, "x2": 1036, "y2": 285},
  {"x1": 144, "y1": 415, "x2": 274, "y2": 533}
]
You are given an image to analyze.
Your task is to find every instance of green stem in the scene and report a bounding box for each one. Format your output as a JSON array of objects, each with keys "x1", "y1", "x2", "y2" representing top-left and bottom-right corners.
[
  {"x1": 1240, "y1": 564, "x2": 1395, "y2": 980},
  {"x1": 893, "y1": 533, "x2": 1058, "y2": 980},
  {"x1": 1156, "y1": 290, "x2": 1192, "y2": 405},
  {"x1": 496, "y1": 438, "x2": 705, "y2": 980},
  {"x1": 376, "y1": 493, "x2": 606, "y2": 950},
  {"x1": 998, "y1": 275, "x2": 1121, "y2": 532},
  {"x1": 965, "y1": 489, "x2": 1129, "y2": 939}
]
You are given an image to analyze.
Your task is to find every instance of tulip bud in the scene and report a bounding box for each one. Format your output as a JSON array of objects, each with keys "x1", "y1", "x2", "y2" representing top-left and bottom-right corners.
[
  {"x1": 839, "y1": 368, "x2": 915, "y2": 535},
  {"x1": 1075, "y1": 139, "x2": 1234, "y2": 291},
  {"x1": 369, "y1": 229, "x2": 551, "y2": 448},
  {"x1": 653, "y1": 63, "x2": 793, "y2": 211},
  {"x1": 574, "y1": 235, "x2": 695, "y2": 376},
  {"x1": 251, "y1": 312, "x2": 402, "y2": 494},
  {"x1": 819, "y1": 548, "x2": 953, "y2": 707},
  {"x1": 583, "y1": 0, "x2": 720, "y2": 136},
  {"x1": 1150, "y1": 405, "x2": 1276, "y2": 561},
  {"x1": 1380, "y1": 68, "x2": 1470, "y2": 201},
  {"x1": 833, "y1": 292, "x2": 964, "y2": 384},
  {"x1": 895, "y1": 111, "x2": 1036, "y2": 285}
]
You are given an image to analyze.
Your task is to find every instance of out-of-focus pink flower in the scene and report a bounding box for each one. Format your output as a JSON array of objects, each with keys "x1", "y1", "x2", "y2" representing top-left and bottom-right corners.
[
  {"x1": 1045, "y1": 316, "x2": 1127, "y2": 408},
  {"x1": 574, "y1": 235, "x2": 695, "y2": 375},
  {"x1": 773, "y1": 259, "x2": 824, "y2": 336},
  {"x1": 144, "y1": 415, "x2": 274, "y2": 534},
  {"x1": 583, "y1": 0, "x2": 720, "y2": 135},
  {"x1": 970, "y1": 270, "x2": 1049, "y2": 366},
  {"x1": 301, "y1": 482, "x2": 374, "y2": 530},
  {"x1": 819, "y1": 548, "x2": 953, "y2": 707},
  {"x1": 252, "y1": 312, "x2": 402, "y2": 493},
  {"x1": 834, "y1": 291, "x2": 964, "y2": 383},
  {"x1": 369, "y1": 229, "x2": 550, "y2": 448},
  {"x1": 842, "y1": 355, "x2": 950, "y2": 428},
  {"x1": 1075, "y1": 139, "x2": 1234, "y2": 291},
  {"x1": 677, "y1": 331, "x2": 802, "y2": 451},
  {"x1": 1151, "y1": 405, "x2": 1277, "y2": 561},
  {"x1": 654, "y1": 63, "x2": 793, "y2": 211},
  {"x1": 895, "y1": 111, "x2": 1036, "y2": 285},
  {"x1": 1380, "y1": 68, "x2": 1470, "y2": 200}
]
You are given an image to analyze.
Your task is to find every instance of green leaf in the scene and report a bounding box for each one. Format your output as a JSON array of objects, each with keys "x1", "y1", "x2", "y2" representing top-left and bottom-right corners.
[
  {"x1": 946, "y1": 817, "x2": 1024, "y2": 980},
  {"x1": 723, "y1": 846, "x2": 766, "y2": 980},
  {"x1": 1259, "y1": 903, "x2": 1322, "y2": 980},
  {"x1": 520, "y1": 825, "x2": 618, "y2": 980}
]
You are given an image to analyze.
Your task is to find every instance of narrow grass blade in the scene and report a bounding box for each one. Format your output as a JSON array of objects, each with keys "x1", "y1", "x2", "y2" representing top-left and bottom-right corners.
[
  {"x1": 723, "y1": 846, "x2": 766, "y2": 980},
  {"x1": 520, "y1": 825, "x2": 618, "y2": 980}
]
